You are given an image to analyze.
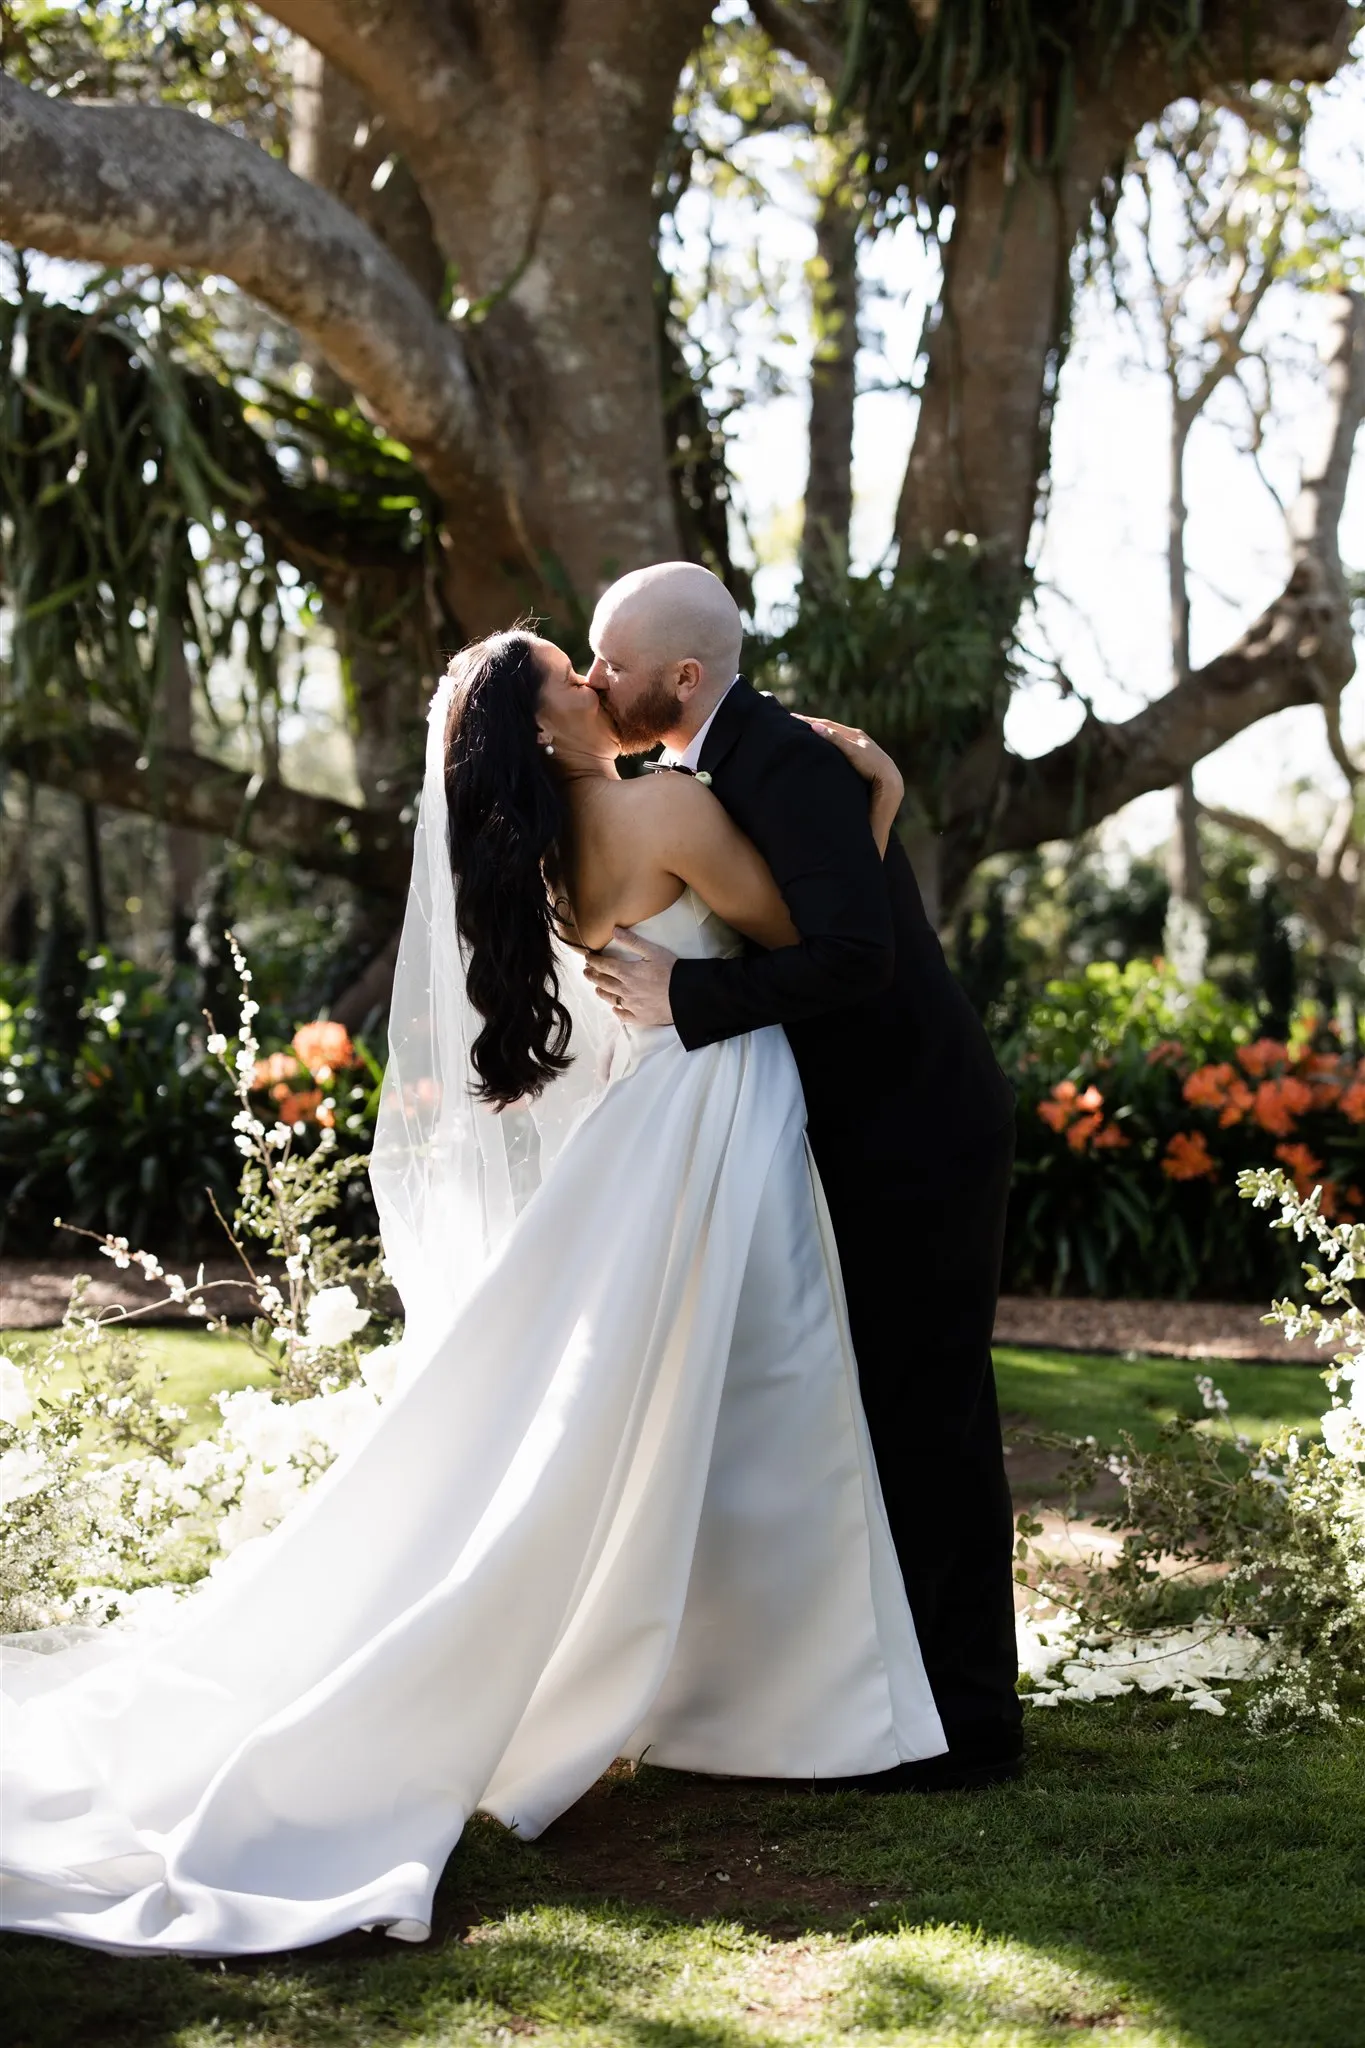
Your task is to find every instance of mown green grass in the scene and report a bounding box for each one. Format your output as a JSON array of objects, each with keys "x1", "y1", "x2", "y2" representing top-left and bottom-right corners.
[
  {"x1": 6, "y1": 1708, "x2": 1363, "y2": 2048},
  {"x1": 4, "y1": 1334, "x2": 1356, "y2": 2048},
  {"x1": 992, "y1": 1345, "x2": 1325, "y2": 1454}
]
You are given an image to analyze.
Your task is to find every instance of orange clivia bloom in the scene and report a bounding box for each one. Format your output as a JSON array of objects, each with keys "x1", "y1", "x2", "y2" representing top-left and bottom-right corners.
[
  {"x1": 292, "y1": 1020, "x2": 357, "y2": 1079},
  {"x1": 1218, "y1": 1078, "x2": 1255, "y2": 1128},
  {"x1": 1091, "y1": 1121, "x2": 1129, "y2": 1150},
  {"x1": 1252, "y1": 1076, "x2": 1313, "y2": 1137},
  {"x1": 1340, "y1": 1079, "x2": 1365, "y2": 1124},
  {"x1": 1146, "y1": 1039, "x2": 1185, "y2": 1067},
  {"x1": 1066, "y1": 1112, "x2": 1104, "y2": 1151},
  {"x1": 1274, "y1": 1142, "x2": 1338, "y2": 1215},
  {"x1": 252, "y1": 1050, "x2": 300, "y2": 1091},
  {"x1": 1237, "y1": 1038, "x2": 1288, "y2": 1078},
  {"x1": 1076, "y1": 1085, "x2": 1104, "y2": 1114},
  {"x1": 1183, "y1": 1063, "x2": 1235, "y2": 1109},
  {"x1": 1162, "y1": 1131, "x2": 1217, "y2": 1182},
  {"x1": 276, "y1": 1089, "x2": 323, "y2": 1126}
]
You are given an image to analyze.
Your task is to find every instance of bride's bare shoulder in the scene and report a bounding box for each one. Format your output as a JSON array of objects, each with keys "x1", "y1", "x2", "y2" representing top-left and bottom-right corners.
[{"x1": 613, "y1": 771, "x2": 718, "y2": 832}]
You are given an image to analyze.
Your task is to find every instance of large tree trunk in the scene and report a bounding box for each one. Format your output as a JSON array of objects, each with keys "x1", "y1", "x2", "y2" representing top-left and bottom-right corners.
[
  {"x1": 895, "y1": 5, "x2": 1352, "y2": 565},
  {"x1": 272, "y1": 0, "x2": 709, "y2": 610}
]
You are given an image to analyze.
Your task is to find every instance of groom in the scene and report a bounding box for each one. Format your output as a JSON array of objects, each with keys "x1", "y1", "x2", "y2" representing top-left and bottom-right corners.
[{"x1": 583, "y1": 562, "x2": 1022, "y2": 1790}]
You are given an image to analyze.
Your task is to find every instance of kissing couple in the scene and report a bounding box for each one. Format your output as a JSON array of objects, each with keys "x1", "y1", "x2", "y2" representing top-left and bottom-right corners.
[{"x1": 1, "y1": 564, "x2": 1020, "y2": 1958}]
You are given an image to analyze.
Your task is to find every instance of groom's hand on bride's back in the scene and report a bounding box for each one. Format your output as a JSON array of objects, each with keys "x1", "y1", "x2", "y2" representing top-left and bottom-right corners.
[{"x1": 584, "y1": 930, "x2": 678, "y2": 1027}]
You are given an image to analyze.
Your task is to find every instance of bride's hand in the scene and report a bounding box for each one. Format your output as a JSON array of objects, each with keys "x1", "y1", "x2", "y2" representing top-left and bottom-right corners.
[{"x1": 795, "y1": 715, "x2": 904, "y2": 857}]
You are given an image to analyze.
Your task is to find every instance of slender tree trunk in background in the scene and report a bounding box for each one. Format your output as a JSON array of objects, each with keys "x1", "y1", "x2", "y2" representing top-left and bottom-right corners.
[
  {"x1": 800, "y1": 168, "x2": 859, "y2": 594},
  {"x1": 0, "y1": 772, "x2": 37, "y2": 962},
  {"x1": 79, "y1": 798, "x2": 106, "y2": 946},
  {"x1": 162, "y1": 636, "x2": 206, "y2": 963},
  {"x1": 1163, "y1": 404, "x2": 1208, "y2": 984}
]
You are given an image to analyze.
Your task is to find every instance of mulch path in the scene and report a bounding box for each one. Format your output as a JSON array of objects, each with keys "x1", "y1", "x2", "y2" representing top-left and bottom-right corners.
[{"x1": 1, "y1": 1260, "x2": 1319, "y2": 1362}]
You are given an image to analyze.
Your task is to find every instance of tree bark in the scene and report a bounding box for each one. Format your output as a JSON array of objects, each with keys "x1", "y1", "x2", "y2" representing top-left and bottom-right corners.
[
  {"x1": 161, "y1": 637, "x2": 207, "y2": 961},
  {"x1": 893, "y1": 5, "x2": 1353, "y2": 566},
  {"x1": 800, "y1": 168, "x2": 859, "y2": 594},
  {"x1": 269, "y1": 0, "x2": 711, "y2": 601},
  {"x1": 0, "y1": 70, "x2": 523, "y2": 631},
  {"x1": 4, "y1": 730, "x2": 408, "y2": 901}
]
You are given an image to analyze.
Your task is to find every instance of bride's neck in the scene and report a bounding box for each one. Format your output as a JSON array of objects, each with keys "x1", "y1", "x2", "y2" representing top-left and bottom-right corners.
[{"x1": 552, "y1": 747, "x2": 620, "y2": 787}]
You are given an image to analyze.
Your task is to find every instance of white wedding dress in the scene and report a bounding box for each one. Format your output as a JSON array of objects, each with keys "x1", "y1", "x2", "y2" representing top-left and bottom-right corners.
[{"x1": 0, "y1": 888, "x2": 943, "y2": 1957}]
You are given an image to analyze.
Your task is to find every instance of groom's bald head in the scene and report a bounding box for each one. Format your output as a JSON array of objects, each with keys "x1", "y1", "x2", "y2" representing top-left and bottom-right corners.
[{"x1": 587, "y1": 562, "x2": 743, "y2": 752}]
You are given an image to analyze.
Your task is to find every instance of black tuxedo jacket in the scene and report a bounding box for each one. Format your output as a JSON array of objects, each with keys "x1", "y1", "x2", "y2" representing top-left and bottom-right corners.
[{"x1": 669, "y1": 681, "x2": 1015, "y2": 1188}]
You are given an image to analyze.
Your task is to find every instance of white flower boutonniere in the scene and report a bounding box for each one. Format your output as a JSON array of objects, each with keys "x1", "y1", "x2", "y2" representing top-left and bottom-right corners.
[{"x1": 694, "y1": 771, "x2": 712, "y2": 787}]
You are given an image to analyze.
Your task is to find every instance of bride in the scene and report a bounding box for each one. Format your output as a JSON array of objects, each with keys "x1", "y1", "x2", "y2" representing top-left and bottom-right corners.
[{"x1": 0, "y1": 628, "x2": 944, "y2": 1958}]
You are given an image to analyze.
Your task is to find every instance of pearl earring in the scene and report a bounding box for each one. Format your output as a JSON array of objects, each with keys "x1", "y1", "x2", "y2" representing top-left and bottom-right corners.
[{"x1": 541, "y1": 739, "x2": 555, "y2": 757}]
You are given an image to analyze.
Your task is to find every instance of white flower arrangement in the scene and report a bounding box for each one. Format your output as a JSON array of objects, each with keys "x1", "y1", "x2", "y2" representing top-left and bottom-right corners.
[{"x1": 1014, "y1": 1166, "x2": 1365, "y2": 1723}]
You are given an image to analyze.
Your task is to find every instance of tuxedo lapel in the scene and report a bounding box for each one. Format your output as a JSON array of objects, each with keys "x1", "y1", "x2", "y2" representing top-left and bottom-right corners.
[{"x1": 697, "y1": 676, "x2": 760, "y2": 781}]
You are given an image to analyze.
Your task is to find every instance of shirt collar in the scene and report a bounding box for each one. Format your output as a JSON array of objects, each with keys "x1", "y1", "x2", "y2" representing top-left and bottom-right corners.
[{"x1": 661, "y1": 677, "x2": 739, "y2": 771}]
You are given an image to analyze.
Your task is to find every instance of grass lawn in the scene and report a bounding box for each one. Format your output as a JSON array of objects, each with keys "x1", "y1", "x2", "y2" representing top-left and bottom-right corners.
[{"x1": 4, "y1": 1334, "x2": 1358, "y2": 2048}]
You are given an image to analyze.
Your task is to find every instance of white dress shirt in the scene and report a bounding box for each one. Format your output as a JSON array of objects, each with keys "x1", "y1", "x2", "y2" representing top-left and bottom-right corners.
[{"x1": 660, "y1": 677, "x2": 739, "y2": 772}]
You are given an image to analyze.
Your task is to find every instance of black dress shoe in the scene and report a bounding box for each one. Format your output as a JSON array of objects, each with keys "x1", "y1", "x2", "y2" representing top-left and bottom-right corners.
[{"x1": 810, "y1": 1749, "x2": 1024, "y2": 1795}]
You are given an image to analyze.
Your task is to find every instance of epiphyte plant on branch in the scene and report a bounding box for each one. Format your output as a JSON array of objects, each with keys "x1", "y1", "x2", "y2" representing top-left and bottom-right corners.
[{"x1": 0, "y1": 0, "x2": 1359, "y2": 964}]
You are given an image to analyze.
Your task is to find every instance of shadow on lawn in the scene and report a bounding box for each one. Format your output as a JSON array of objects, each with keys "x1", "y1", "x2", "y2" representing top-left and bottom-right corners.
[{"x1": 5, "y1": 1707, "x2": 1364, "y2": 2048}]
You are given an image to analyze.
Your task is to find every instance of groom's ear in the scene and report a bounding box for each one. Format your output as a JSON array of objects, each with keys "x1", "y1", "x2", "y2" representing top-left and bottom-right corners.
[{"x1": 675, "y1": 658, "x2": 703, "y2": 703}]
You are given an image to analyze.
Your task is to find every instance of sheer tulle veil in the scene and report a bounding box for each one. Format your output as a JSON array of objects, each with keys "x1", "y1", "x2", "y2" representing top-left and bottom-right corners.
[{"x1": 369, "y1": 667, "x2": 619, "y2": 1360}]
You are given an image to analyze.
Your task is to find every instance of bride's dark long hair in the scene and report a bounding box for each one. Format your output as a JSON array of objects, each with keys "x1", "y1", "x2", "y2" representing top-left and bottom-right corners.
[{"x1": 443, "y1": 630, "x2": 574, "y2": 1110}]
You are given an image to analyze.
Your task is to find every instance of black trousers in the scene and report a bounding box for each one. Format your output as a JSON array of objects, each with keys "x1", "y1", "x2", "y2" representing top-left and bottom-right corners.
[{"x1": 817, "y1": 1126, "x2": 1022, "y2": 1760}]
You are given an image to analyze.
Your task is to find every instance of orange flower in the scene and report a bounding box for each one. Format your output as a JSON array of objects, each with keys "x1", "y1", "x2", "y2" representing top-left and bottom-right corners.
[
  {"x1": 252, "y1": 1050, "x2": 300, "y2": 1091},
  {"x1": 1038, "y1": 1079, "x2": 1078, "y2": 1132},
  {"x1": 1038, "y1": 1079, "x2": 1106, "y2": 1139},
  {"x1": 1217, "y1": 1079, "x2": 1255, "y2": 1128},
  {"x1": 1146, "y1": 1039, "x2": 1185, "y2": 1067},
  {"x1": 1340, "y1": 1079, "x2": 1365, "y2": 1124},
  {"x1": 292, "y1": 1020, "x2": 357, "y2": 1080},
  {"x1": 1183, "y1": 1063, "x2": 1235, "y2": 1109},
  {"x1": 1092, "y1": 1122, "x2": 1129, "y2": 1150},
  {"x1": 1252, "y1": 1076, "x2": 1312, "y2": 1137},
  {"x1": 1238, "y1": 1039, "x2": 1288, "y2": 1078},
  {"x1": 1163, "y1": 1131, "x2": 1217, "y2": 1182},
  {"x1": 276, "y1": 1089, "x2": 323, "y2": 1126}
]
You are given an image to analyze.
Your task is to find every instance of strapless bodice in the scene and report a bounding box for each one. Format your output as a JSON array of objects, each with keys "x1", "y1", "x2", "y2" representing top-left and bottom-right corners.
[{"x1": 609, "y1": 886, "x2": 743, "y2": 963}]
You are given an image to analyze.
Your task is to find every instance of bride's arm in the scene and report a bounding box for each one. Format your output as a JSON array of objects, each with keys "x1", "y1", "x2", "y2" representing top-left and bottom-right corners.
[{"x1": 647, "y1": 778, "x2": 799, "y2": 950}]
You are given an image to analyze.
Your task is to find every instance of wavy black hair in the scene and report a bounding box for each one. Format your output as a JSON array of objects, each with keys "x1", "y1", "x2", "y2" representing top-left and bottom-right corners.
[{"x1": 443, "y1": 630, "x2": 574, "y2": 1110}]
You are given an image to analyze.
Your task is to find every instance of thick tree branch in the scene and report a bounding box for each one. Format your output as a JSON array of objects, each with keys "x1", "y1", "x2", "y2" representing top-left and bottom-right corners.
[
  {"x1": 0, "y1": 73, "x2": 527, "y2": 626},
  {"x1": 5, "y1": 730, "x2": 409, "y2": 901},
  {"x1": 983, "y1": 292, "x2": 1364, "y2": 861}
]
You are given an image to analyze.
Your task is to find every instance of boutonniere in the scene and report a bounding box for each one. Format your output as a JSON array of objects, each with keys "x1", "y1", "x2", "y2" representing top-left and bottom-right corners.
[{"x1": 694, "y1": 771, "x2": 712, "y2": 787}]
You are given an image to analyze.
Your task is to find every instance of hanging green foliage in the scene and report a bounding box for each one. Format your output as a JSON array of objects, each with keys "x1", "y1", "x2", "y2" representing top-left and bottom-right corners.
[
  {"x1": 0, "y1": 285, "x2": 443, "y2": 756},
  {"x1": 841, "y1": 0, "x2": 1253, "y2": 219},
  {"x1": 753, "y1": 539, "x2": 1030, "y2": 818}
]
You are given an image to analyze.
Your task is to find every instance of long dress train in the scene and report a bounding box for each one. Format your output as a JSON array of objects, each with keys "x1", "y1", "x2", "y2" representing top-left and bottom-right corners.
[{"x1": 0, "y1": 889, "x2": 943, "y2": 1956}]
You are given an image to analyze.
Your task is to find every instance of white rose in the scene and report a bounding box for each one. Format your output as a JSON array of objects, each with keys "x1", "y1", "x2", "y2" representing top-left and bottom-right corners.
[
  {"x1": 360, "y1": 1341, "x2": 404, "y2": 1403},
  {"x1": 1320, "y1": 1405, "x2": 1365, "y2": 1463},
  {"x1": 0, "y1": 1357, "x2": 32, "y2": 1427},
  {"x1": 0, "y1": 1443, "x2": 49, "y2": 1507},
  {"x1": 304, "y1": 1285, "x2": 371, "y2": 1350}
]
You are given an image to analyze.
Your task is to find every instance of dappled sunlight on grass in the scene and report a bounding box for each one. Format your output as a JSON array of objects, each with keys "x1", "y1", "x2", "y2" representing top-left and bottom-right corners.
[{"x1": 992, "y1": 1346, "x2": 1325, "y2": 1453}]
